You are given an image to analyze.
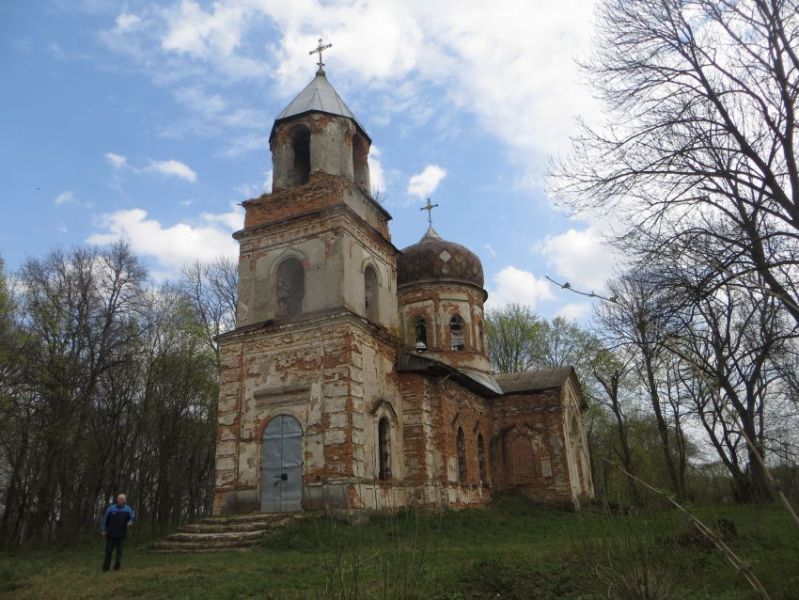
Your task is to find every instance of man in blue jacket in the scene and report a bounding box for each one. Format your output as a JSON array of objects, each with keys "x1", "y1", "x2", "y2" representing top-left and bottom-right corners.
[{"x1": 101, "y1": 493, "x2": 135, "y2": 572}]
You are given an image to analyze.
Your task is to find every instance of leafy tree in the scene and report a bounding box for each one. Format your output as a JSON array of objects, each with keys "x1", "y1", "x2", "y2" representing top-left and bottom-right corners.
[{"x1": 485, "y1": 304, "x2": 545, "y2": 373}]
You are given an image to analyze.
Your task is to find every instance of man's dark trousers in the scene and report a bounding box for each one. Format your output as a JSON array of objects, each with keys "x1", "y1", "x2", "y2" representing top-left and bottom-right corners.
[{"x1": 103, "y1": 536, "x2": 124, "y2": 571}]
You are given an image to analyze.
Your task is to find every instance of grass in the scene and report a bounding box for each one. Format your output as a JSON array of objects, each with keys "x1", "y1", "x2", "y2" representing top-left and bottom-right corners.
[{"x1": 1, "y1": 496, "x2": 797, "y2": 599}]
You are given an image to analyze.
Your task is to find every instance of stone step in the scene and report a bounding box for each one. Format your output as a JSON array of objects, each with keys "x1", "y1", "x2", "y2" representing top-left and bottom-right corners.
[
  {"x1": 151, "y1": 548, "x2": 252, "y2": 554},
  {"x1": 179, "y1": 521, "x2": 270, "y2": 534},
  {"x1": 166, "y1": 529, "x2": 267, "y2": 543},
  {"x1": 151, "y1": 538, "x2": 262, "y2": 552},
  {"x1": 151, "y1": 512, "x2": 306, "y2": 553},
  {"x1": 196, "y1": 513, "x2": 286, "y2": 525}
]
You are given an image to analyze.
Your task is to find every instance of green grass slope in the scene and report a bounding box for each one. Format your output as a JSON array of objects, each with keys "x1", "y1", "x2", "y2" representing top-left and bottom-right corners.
[{"x1": 1, "y1": 497, "x2": 797, "y2": 599}]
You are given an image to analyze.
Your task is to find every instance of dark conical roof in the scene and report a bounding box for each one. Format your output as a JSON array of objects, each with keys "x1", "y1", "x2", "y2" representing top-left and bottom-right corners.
[{"x1": 398, "y1": 227, "x2": 484, "y2": 288}]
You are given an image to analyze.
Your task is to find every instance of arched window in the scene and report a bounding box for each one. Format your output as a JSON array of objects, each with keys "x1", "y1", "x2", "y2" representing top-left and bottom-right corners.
[
  {"x1": 378, "y1": 417, "x2": 391, "y2": 480},
  {"x1": 477, "y1": 433, "x2": 487, "y2": 485},
  {"x1": 364, "y1": 265, "x2": 378, "y2": 322},
  {"x1": 456, "y1": 427, "x2": 466, "y2": 483},
  {"x1": 450, "y1": 315, "x2": 465, "y2": 351},
  {"x1": 292, "y1": 126, "x2": 311, "y2": 185},
  {"x1": 413, "y1": 316, "x2": 428, "y2": 350},
  {"x1": 276, "y1": 257, "x2": 305, "y2": 318},
  {"x1": 477, "y1": 322, "x2": 484, "y2": 352}
]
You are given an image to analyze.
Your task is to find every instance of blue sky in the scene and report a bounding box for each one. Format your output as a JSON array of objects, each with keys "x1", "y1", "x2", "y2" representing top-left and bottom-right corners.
[{"x1": 1, "y1": 0, "x2": 615, "y2": 320}]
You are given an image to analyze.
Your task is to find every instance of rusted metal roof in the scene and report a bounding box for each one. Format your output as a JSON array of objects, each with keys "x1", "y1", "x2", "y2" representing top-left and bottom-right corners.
[
  {"x1": 494, "y1": 367, "x2": 574, "y2": 394},
  {"x1": 397, "y1": 227, "x2": 484, "y2": 289}
]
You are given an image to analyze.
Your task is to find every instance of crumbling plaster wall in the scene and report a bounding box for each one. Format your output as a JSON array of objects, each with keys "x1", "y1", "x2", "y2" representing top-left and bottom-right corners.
[
  {"x1": 398, "y1": 373, "x2": 492, "y2": 508},
  {"x1": 271, "y1": 114, "x2": 356, "y2": 191},
  {"x1": 237, "y1": 206, "x2": 395, "y2": 330},
  {"x1": 488, "y1": 385, "x2": 586, "y2": 507},
  {"x1": 340, "y1": 225, "x2": 398, "y2": 333},
  {"x1": 213, "y1": 314, "x2": 405, "y2": 515}
]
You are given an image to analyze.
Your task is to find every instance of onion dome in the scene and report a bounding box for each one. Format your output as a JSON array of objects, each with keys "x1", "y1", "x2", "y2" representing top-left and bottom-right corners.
[{"x1": 398, "y1": 226, "x2": 484, "y2": 288}]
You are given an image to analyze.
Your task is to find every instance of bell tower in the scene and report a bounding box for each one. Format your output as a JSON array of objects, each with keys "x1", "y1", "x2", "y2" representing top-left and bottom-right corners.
[
  {"x1": 269, "y1": 70, "x2": 372, "y2": 194},
  {"x1": 213, "y1": 43, "x2": 403, "y2": 515}
]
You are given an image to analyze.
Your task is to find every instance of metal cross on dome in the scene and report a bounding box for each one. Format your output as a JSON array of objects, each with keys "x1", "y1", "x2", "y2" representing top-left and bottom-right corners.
[
  {"x1": 420, "y1": 198, "x2": 439, "y2": 226},
  {"x1": 309, "y1": 38, "x2": 333, "y2": 71}
]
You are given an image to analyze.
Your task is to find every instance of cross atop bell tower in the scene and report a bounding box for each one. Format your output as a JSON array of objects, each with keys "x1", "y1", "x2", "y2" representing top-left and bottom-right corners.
[{"x1": 309, "y1": 38, "x2": 333, "y2": 75}]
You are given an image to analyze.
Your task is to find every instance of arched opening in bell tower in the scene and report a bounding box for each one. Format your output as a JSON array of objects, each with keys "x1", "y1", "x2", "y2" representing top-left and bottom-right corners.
[
  {"x1": 352, "y1": 133, "x2": 370, "y2": 193},
  {"x1": 292, "y1": 125, "x2": 311, "y2": 185}
]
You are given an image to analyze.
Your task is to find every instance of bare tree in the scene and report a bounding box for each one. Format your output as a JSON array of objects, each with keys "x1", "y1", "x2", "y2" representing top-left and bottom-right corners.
[
  {"x1": 598, "y1": 273, "x2": 688, "y2": 498},
  {"x1": 555, "y1": 0, "x2": 799, "y2": 325},
  {"x1": 666, "y1": 273, "x2": 792, "y2": 501},
  {"x1": 0, "y1": 245, "x2": 221, "y2": 545},
  {"x1": 589, "y1": 347, "x2": 641, "y2": 503},
  {"x1": 180, "y1": 258, "x2": 238, "y2": 364}
]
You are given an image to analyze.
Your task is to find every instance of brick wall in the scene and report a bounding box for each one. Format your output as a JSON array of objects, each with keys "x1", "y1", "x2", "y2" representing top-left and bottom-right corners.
[{"x1": 489, "y1": 389, "x2": 576, "y2": 505}]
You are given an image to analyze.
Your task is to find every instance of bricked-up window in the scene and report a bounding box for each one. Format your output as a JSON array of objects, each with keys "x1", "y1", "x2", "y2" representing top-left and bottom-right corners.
[
  {"x1": 450, "y1": 315, "x2": 465, "y2": 351},
  {"x1": 378, "y1": 417, "x2": 391, "y2": 480},
  {"x1": 477, "y1": 433, "x2": 487, "y2": 485},
  {"x1": 277, "y1": 258, "x2": 305, "y2": 318},
  {"x1": 456, "y1": 427, "x2": 467, "y2": 483},
  {"x1": 414, "y1": 316, "x2": 428, "y2": 349},
  {"x1": 292, "y1": 126, "x2": 311, "y2": 185},
  {"x1": 364, "y1": 265, "x2": 378, "y2": 322}
]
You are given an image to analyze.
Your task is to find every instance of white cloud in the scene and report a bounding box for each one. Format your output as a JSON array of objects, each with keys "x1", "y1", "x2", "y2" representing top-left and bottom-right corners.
[
  {"x1": 159, "y1": 0, "x2": 266, "y2": 80},
  {"x1": 407, "y1": 164, "x2": 447, "y2": 200},
  {"x1": 104, "y1": 152, "x2": 127, "y2": 170},
  {"x1": 483, "y1": 244, "x2": 496, "y2": 259},
  {"x1": 144, "y1": 159, "x2": 197, "y2": 183},
  {"x1": 99, "y1": 0, "x2": 598, "y2": 183},
  {"x1": 555, "y1": 302, "x2": 592, "y2": 321},
  {"x1": 201, "y1": 203, "x2": 244, "y2": 231},
  {"x1": 54, "y1": 191, "x2": 75, "y2": 206},
  {"x1": 115, "y1": 13, "x2": 141, "y2": 31},
  {"x1": 537, "y1": 226, "x2": 616, "y2": 291},
  {"x1": 104, "y1": 153, "x2": 200, "y2": 184},
  {"x1": 485, "y1": 265, "x2": 554, "y2": 310},
  {"x1": 368, "y1": 145, "x2": 386, "y2": 196},
  {"x1": 87, "y1": 208, "x2": 238, "y2": 274}
]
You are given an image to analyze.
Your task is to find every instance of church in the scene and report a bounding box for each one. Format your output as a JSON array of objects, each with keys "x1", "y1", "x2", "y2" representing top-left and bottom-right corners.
[{"x1": 212, "y1": 51, "x2": 594, "y2": 516}]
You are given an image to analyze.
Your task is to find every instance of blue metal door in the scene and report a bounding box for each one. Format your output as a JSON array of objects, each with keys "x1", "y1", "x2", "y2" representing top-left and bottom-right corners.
[{"x1": 261, "y1": 415, "x2": 303, "y2": 512}]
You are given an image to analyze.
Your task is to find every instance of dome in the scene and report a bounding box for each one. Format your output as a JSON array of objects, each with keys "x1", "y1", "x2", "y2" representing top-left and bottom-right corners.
[{"x1": 398, "y1": 227, "x2": 484, "y2": 288}]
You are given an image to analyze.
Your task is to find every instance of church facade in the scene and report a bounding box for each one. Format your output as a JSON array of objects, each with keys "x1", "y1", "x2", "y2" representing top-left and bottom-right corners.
[{"x1": 212, "y1": 64, "x2": 594, "y2": 516}]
